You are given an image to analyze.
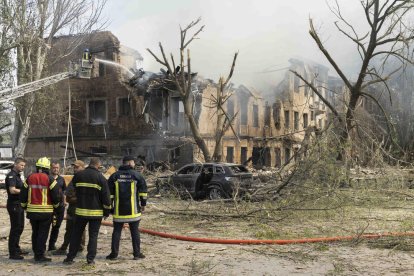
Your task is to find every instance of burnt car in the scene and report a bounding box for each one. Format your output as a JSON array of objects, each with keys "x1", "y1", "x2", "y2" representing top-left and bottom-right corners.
[{"x1": 156, "y1": 163, "x2": 253, "y2": 200}]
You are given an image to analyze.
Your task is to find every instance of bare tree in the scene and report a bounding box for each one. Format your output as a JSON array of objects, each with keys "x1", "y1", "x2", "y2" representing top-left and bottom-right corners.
[
  {"x1": 3, "y1": 0, "x2": 107, "y2": 157},
  {"x1": 292, "y1": 0, "x2": 414, "y2": 160},
  {"x1": 209, "y1": 64, "x2": 240, "y2": 162},
  {"x1": 147, "y1": 18, "x2": 238, "y2": 162}
]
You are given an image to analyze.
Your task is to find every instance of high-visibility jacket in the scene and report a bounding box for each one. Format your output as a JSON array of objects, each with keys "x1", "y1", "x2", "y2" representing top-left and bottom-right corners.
[
  {"x1": 82, "y1": 51, "x2": 91, "y2": 61},
  {"x1": 20, "y1": 172, "x2": 60, "y2": 220},
  {"x1": 72, "y1": 167, "x2": 111, "y2": 219},
  {"x1": 108, "y1": 165, "x2": 147, "y2": 223}
]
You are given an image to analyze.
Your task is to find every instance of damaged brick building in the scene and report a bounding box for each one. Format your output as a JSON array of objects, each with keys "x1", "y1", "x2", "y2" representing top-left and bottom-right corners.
[{"x1": 25, "y1": 32, "x2": 333, "y2": 169}]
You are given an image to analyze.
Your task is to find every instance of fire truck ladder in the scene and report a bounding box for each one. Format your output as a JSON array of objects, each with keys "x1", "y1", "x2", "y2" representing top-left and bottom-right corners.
[{"x1": 0, "y1": 72, "x2": 73, "y2": 104}]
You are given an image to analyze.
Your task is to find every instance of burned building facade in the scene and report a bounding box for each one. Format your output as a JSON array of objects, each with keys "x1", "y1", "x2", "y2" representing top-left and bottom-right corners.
[{"x1": 25, "y1": 32, "x2": 334, "y2": 169}]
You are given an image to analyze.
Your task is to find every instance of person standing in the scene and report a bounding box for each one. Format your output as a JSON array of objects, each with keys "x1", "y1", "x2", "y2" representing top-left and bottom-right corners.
[
  {"x1": 20, "y1": 157, "x2": 60, "y2": 262},
  {"x1": 47, "y1": 161, "x2": 66, "y2": 251},
  {"x1": 6, "y1": 157, "x2": 27, "y2": 260},
  {"x1": 106, "y1": 156, "x2": 147, "y2": 260},
  {"x1": 63, "y1": 157, "x2": 111, "y2": 265},
  {"x1": 53, "y1": 160, "x2": 86, "y2": 255}
]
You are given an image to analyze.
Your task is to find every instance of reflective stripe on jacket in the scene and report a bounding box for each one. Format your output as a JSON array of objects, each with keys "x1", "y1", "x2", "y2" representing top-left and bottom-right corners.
[
  {"x1": 72, "y1": 167, "x2": 111, "y2": 219},
  {"x1": 108, "y1": 165, "x2": 147, "y2": 223},
  {"x1": 20, "y1": 172, "x2": 60, "y2": 219}
]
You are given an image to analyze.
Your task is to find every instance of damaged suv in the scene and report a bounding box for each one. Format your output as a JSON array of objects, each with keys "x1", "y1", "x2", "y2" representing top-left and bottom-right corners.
[{"x1": 156, "y1": 163, "x2": 253, "y2": 200}]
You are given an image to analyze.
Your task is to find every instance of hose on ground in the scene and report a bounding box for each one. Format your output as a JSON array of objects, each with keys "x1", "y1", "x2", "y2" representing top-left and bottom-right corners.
[{"x1": 2, "y1": 204, "x2": 413, "y2": 245}]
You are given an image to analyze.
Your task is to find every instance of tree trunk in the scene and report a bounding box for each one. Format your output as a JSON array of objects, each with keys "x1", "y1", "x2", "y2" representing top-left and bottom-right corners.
[
  {"x1": 14, "y1": 93, "x2": 35, "y2": 156},
  {"x1": 337, "y1": 91, "x2": 360, "y2": 161},
  {"x1": 212, "y1": 85, "x2": 225, "y2": 162},
  {"x1": 183, "y1": 99, "x2": 211, "y2": 162}
]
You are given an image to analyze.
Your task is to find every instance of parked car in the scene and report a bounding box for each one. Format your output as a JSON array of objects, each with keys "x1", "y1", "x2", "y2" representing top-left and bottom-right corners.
[
  {"x1": 0, "y1": 160, "x2": 14, "y2": 189},
  {"x1": 156, "y1": 163, "x2": 253, "y2": 200}
]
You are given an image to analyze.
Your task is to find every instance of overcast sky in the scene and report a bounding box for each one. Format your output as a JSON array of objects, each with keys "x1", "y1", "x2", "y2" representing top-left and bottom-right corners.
[{"x1": 103, "y1": 0, "x2": 365, "y2": 90}]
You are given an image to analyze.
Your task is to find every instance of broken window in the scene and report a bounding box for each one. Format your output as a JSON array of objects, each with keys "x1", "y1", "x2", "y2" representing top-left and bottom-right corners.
[
  {"x1": 303, "y1": 113, "x2": 308, "y2": 128},
  {"x1": 294, "y1": 111, "x2": 299, "y2": 131},
  {"x1": 284, "y1": 110, "x2": 290, "y2": 129},
  {"x1": 240, "y1": 100, "x2": 248, "y2": 125},
  {"x1": 215, "y1": 165, "x2": 225, "y2": 174},
  {"x1": 226, "y1": 147, "x2": 234, "y2": 163},
  {"x1": 88, "y1": 100, "x2": 107, "y2": 125},
  {"x1": 273, "y1": 103, "x2": 281, "y2": 129},
  {"x1": 275, "y1": 148, "x2": 281, "y2": 168},
  {"x1": 170, "y1": 98, "x2": 180, "y2": 127},
  {"x1": 293, "y1": 147, "x2": 300, "y2": 162},
  {"x1": 240, "y1": 147, "x2": 247, "y2": 164},
  {"x1": 311, "y1": 111, "x2": 314, "y2": 121},
  {"x1": 252, "y1": 147, "x2": 270, "y2": 167},
  {"x1": 90, "y1": 146, "x2": 107, "y2": 155},
  {"x1": 253, "y1": 105, "x2": 259, "y2": 127},
  {"x1": 284, "y1": 147, "x2": 291, "y2": 164},
  {"x1": 177, "y1": 165, "x2": 196, "y2": 175},
  {"x1": 264, "y1": 105, "x2": 271, "y2": 127},
  {"x1": 118, "y1": 97, "x2": 132, "y2": 116},
  {"x1": 170, "y1": 147, "x2": 180, "y2": 162}
]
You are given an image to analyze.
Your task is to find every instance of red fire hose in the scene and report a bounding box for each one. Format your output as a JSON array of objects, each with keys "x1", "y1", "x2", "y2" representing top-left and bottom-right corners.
[{"x1": 3, "y1": 204, "x2": 414, "y2": 245}]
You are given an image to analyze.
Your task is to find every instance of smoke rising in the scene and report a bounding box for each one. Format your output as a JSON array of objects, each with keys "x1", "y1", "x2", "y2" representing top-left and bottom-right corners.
[{"x1": 104, "y1": 0, "x2": 366, "y2": 91}]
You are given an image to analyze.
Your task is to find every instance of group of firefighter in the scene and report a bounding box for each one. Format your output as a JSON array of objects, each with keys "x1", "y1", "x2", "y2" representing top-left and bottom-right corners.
[{"x1": 5, "y1": 155, "x2": 147, "y2": 264}]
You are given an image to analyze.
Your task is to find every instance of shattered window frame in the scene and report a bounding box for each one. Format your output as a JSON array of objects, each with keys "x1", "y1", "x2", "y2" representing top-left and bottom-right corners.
[
  {"x1": 253, "y1": 104, "x2": 259, "y2": 127},
  {"x1": 226, "y1": 146, "x2": 234, "y2": 163},
  {"x1": 294, "y1": 111, "x2": 299, "y2": 131},
  {"x1": 87, "y1": 99, "x2": 108, "y2": 125},
  {"x1": 117, "y1": 97, "x2": 132, "y2": 116},
  {"x1": 303, "y1": 113, "x2": 308, "y2": 128},
  {"x1": 284, "y1": 110, "x2": 290, "y2": 129},
  {"x1": 240, "y1": 147, "x2": 248, "y2": 164}
]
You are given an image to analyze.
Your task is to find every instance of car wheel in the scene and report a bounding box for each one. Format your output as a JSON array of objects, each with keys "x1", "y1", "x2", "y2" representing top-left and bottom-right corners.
[{"x1": 208, "y1": 186, "x2": 224, "y2": 200}]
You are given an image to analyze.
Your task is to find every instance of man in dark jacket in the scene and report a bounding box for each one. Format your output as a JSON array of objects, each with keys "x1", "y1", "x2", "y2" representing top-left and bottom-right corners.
[
  {"x1": 63, "y1": 157, "x2": 111, "y2": 265},
  {"x1": 6, "y1": 157, "x2": 27, "y2": 260},
  {"x1": 20, "y1": 157, "x2": 60, "y2": 262},
  {"x1": 106, "y1": 156, "x2": 147, "y2": 260},
  {"x1": 53, "y1": 160, "x2": 86, "y2": 255}
]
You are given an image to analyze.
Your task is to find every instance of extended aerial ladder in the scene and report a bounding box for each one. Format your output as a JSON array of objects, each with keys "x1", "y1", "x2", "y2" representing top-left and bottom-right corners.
[
  {"x1": 0, "y1": 72, "x2": 73, "y2": 104},
  {"x1": 0, "y1": 50, "x2": 94, "y2": 104}
]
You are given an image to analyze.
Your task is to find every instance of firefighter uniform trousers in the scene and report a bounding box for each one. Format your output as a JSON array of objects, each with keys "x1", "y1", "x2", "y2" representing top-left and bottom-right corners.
[
  {"x1": 60, "y1": 204, "x2": 86, "y2": 251},
  {"x1": 111, "y1": 221, "x2": 141, "y2": 256},
  {"x1": 20, "y1": 172, "x2": 60, "y2": 260},
  {"x1": 30, "y1": 217, "x2": 53, "y2": 257},
  {"x1": 65, "y1": 166, "x2": 111, "y2": 263},
  {"x1": 67, "y1": 216, "x2": 101, "y2": 262},
  {"x1": 108, "y1": 165, "x2": 148, "y2": 258}
]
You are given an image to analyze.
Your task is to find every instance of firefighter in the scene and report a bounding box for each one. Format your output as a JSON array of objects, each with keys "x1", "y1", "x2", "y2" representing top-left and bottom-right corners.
[
  {"x1": 106, "y1": 156, "x2": 147, "y2": 260},
  {"x1": 63, "y1": 157, "x2": 111, "y2": 265},
  {"x1": 47, "y1": 161, "x2": 66, "y2": 251},
  {"x1": 53, "y1": 160, "x2": 86, "y2": 255},
  {"x1": 6, "y1": 157, "x2": 28, "y2": 260},
  {"x1": 82, "y1": 48, "x2": 92, "y2": 62},
  {"x1": 20, "y1": 157, "x2": 60, "y2": 262}
]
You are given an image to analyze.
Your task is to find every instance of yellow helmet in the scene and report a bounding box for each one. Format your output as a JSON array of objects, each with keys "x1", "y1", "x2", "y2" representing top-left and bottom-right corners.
[{"x1": 36, "y1": 157, "x2": 51, "y2": 169}]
